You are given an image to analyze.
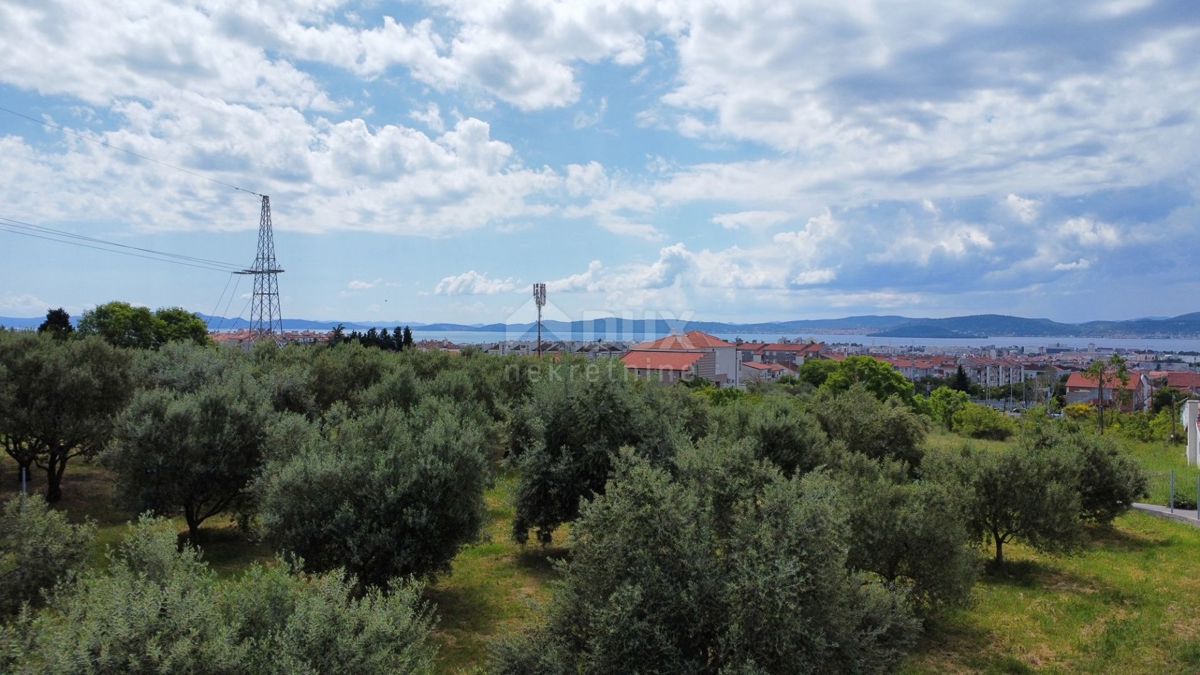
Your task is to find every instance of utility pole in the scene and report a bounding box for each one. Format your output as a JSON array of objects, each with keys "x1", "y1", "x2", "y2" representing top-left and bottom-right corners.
[
  {"x1": 533, "y1": 283, "x2": 546, "y2": 358},
  {"x1": 236, "y1": 195, "x2": 284, "y2": 340}
]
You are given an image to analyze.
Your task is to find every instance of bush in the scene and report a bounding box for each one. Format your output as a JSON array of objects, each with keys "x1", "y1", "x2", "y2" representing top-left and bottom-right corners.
[
  {"x1": 952, "y1": 403, "x2": 1016, "y2": 440},
  {"x1": 0, "y1": 495, "x2": 95, "y2": 616},
  {"x1": 813, "y1": 384, "x2": 926, "y2": 467},
  {"x1": 710, "y1": 395, "x2": 835, "y2": 475},
  {"x1": 258, "y1": 401, "x2": 489, "y2": 586},
  {"x1": 2, "y1": 517, "x2": 437, "y2": 674},
  {"x1": 1072, "y1": 434, "x2": 1148, "y2": 524},
  {"x1": 492, "y1": 445, "x2": 920, "y2": 674},
  {"x1": 928, "y1": 386, "x2": 970, "y2": 431},
  {"x1": 836, "y1": 455, "x2": 977, "y2": 614}
]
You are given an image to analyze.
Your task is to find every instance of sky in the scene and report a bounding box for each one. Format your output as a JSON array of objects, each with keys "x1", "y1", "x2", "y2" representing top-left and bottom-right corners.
[{"x1": 0, "y1": 0, "x2": 1198, "y2": 326}]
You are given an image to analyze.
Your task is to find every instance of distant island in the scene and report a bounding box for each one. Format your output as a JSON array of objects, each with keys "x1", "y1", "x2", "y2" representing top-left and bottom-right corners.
[{"x1": 4, "y1": 311, "x2": 1200, "y2": 339}]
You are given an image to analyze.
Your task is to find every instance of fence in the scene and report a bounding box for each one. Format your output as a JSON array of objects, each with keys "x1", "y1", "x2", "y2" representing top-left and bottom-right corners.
[{"x1": 1145, "y1": 471, "x2": 1200, "y2": 514}]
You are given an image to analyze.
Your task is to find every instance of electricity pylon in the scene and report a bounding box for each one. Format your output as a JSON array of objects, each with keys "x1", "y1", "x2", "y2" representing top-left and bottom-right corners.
[{"x1": 237, "y1": 195, "x2": 284, "y2": 339}]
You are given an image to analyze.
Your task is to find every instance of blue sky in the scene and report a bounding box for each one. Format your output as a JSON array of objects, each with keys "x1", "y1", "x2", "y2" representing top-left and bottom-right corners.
[{"x1": 1, "y1": 0, "x2": 1198, "y2": 325}]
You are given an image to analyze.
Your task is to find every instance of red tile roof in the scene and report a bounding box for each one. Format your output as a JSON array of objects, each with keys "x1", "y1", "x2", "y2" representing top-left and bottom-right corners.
[
  {"x1": 1065, "y1": 371, "x2": 1141, "y2": 391},
  {"x1": 621, "y1": 350, "x2": 705, "y2": 372},
  {"x1": 634, "y1": 331, "x2": 734, "y2": 350},
  {"x1": 1147, "y1": 371, "x2": 1200, "y2": 390}
]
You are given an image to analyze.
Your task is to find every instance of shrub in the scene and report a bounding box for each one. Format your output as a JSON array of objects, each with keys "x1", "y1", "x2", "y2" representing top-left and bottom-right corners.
[
  {"x1": 952, "y1": 403, "x2": 1016, "y2": 440},
  {"x1": 2, "y1": 517, "x2": 437, "y2": 674},
  {"x1": 813, "y1": 384, "x2": 926, "y2": 467},
  {"x1": 0, "y1": 495, "x2": 95, "y2": 616},
  {"x1": 492, "y1": 446, "x2": 920, "y2": 674}
]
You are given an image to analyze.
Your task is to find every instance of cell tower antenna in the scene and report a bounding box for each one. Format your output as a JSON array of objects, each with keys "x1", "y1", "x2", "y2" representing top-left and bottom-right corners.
[
  {"x1": 533, "y1": 283, "x2": 546, "y2": 358},
  {"x1": 236, "y1": 195, "x2": 284, "y2": 339}
]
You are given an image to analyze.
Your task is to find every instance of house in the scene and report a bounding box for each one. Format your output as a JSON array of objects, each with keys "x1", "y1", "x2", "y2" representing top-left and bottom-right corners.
[
  {"x1": 740, "y1": 360, "x2": 790, "y2": 383},
  {"x1": 629, "y1": 331, "x2": 739, "y2": 386},
  {"x1": 756, "y1": 342, "x2": 824, "y2": 368},
  {"x1": 1143, "y1": 371, "x2": 1200, "y2": 407},
  {"x1": 620, "y1": 350, "x2": 706, "y2": 385},
  {"x1": 1064, "y1": 370, "x2": 1145, "y2": 411}
]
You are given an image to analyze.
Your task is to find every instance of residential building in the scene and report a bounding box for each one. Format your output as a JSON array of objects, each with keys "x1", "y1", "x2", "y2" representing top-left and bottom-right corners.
[
  {"x1": 620, "y1": 350, "x2": 706, "y2": 385},
  {"x1": 629, "y1": 331, "x2": 739, "y2": 386},
  {"x1": 1064, "y1": 370, "x2": 1145, "y2": 411}
]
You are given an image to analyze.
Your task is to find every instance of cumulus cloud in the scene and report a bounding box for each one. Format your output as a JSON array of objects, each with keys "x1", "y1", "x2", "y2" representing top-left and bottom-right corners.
[
  {"x1": 1059, "y1": 217, "x2": 1122, "y2": 248},
  {"x1": 347, "y1": 278, "x2": 381, "y2": 290},
  {"x1": 434, "y1": 270, "x2": 519, "y2": 295},
  {"x1": 1005, "y1": 194, "x2": 1040, "y2": 224},
  {"x1": 1053, "y1": 258, "x2": 1092, "y2": 271}
]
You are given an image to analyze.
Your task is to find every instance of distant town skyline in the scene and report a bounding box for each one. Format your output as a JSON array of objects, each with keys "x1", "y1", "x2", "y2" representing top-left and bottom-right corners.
[{"x1": 1, "y1": 1, "x2": 1197, "y2": 325}]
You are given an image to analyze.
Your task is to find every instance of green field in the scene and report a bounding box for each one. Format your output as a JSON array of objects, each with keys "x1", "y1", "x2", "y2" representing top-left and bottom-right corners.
[{"x1": 7, "y1": 432, "x2": 1200, "y2": 673}]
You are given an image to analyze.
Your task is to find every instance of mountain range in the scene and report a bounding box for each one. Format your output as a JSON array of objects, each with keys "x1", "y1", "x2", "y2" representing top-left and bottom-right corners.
[{"x1": 3, "y1": 312, "x2": 1199, "y2": 338}]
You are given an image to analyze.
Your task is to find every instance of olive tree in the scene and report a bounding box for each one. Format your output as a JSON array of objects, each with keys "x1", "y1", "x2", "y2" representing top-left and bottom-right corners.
[
  {"x1": 836, "y1": 454, "x2": 977, "y2": 614},
  {"x1": 813, "y1": 384, "x2": 927, "y2": 467},
  {"x1": 493, "y1": 445, "x2": 920, "y2": 674},
  {"x1": 2, "y1": 516, "x2": 437, "y2": 675},
  {"x1": 0, "y1": 334, "x2": 131, "y2": 501},
  {"x1": 106, "y1": 373, "x2": 274, "y2": 540},
  {"x1": 929, "y1": 447, "x2": 1082, "y2": 565},
  {"x1": 258, "y1": 400, "x2": 489, "y2": 586},
  {"x1": 0, "y1": 495, "x2": 95, "y2": 616}
]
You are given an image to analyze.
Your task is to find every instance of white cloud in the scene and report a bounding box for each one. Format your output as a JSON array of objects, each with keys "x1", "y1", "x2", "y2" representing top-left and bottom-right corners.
[
  {"x1": 712, "y1": 210, "x2": 790, "y2": 230},
  {"x1": 1059, "y1": 217, "x2": 1121, "y2": 248},
  {"x1": 410, "y1": 102, "x2": 445, "y2": 133},
  {"x1": 1006, "y1": 194, "x2": 1040, "y2": 224},
  {"x1": 573, "y1": 97, "x2": 608, "y2": 129},
  {"x1": 0, "y1": 293, "x2": 51, "y2": 315},
  {"x1": 347, "y1": 278, "x2": 382, "y2": 290},
  {"x1": 1053, "y1": 258, "x2": 1092, "y2": 271},
  {"x1": 434, "y1": 270, "x2": 519, "y2": 295}
]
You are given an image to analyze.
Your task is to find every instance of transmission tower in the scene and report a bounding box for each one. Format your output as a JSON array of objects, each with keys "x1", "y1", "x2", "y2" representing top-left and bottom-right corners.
[
  {"x1": 533, "y1": 283, "x2": 546, "y2": 358},
  {"x1": 236, "y1": 195, "x2": 284, "y2": 339}
]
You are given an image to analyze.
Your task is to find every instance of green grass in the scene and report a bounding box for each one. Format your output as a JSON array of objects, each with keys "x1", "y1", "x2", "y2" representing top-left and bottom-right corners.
[
  {"x1": 426, "y1": 472, "x2": 564, "y2": 674},
  {"x1": 904, "y1": 512, "x2": 1200, "y2": 674}
]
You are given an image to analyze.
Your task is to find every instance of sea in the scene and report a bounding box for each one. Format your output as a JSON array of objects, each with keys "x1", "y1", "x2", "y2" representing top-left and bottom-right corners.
[{"x1": 407, "y1": 330, "x2": 1200, "y2": 353}]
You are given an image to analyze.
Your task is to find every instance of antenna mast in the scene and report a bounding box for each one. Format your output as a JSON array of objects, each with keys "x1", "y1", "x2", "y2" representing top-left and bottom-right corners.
[
  {"x1": 236, "y1": 195, "x2": 284, "y2": 339},
  {"x1": 533, "y1": 283, "x2": 546, "y2": 358}
]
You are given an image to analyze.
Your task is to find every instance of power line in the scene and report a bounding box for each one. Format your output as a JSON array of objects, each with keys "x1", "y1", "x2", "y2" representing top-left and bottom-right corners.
[
  {"x1": 0, "y1": 223, "x2": 241, "y2": 273},
  {"x1": 0, "y1": 105, "x2": 264, "y2": 197},
  {"x1": 0, "y1": 216, "x2": 245, "y2": 271}
]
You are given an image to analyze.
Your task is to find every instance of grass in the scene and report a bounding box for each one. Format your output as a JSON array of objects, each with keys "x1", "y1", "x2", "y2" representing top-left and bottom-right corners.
[
  {"x1": 904, "y1": 512, "x2": 1200, "y2": 674},
  {"x1": 426, "y1": 472, "x2": 564, "y2": 674}
]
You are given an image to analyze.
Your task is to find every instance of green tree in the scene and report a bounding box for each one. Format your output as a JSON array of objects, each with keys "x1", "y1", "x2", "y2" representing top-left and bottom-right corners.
[
  {"x1": 0, "y1": 495, "x2": 95, "y2": 616},
  {"x1": 823, "y1": 355, "x2": 916, "y2": 402},
  {"x1": 1070, "y1": 434, "x2": 1147, "y2": 524},
  {"x1": 928, "y1": 386, "x2": 970, "y2": 430},
  {"x1": 929, "y1": 447, "x2": 1081, "y2": 565},
  {"x1": 77, "y1": 300, "x2": 161, "y2": 349},
  {"x1": 492, "y1": 447, "x2": 920, "y2": 674},
  {"x1": 511, "y1": 374, "x2": 681, "y2": 545},
  {"x1": 402, "y1": 326, "x2": 414, "y2": 349},
  {"x1": 812, "y1": 384, "x2": 927, "y2": 467},
  {"x1": 36, "y1": 308, "x2": 73, "y2": 340},
  {"x1": 258, "y1": 401, "x2": 489, "y2": 586},
  {"x1": 107, "y1": 374, "x2": 274, "y2": 540},
  {"x1": 2, "y1": 516, "x2": 437, "y2": 675},
  {"x1": 798, "y1": 357, "x2": 839, "y2": 387},
  {"x1": 710, "y1": 395, "x2": 835, "y2": 475},
  {"x1": 0, "y1": 334, "x2": 131, "y2": 501},
  {"x1": 951, "y1": 365, "x2": 972, "y2": 392},
  {"x1": 154, "y1": 306, "x2": 211, "y2": 346}
]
